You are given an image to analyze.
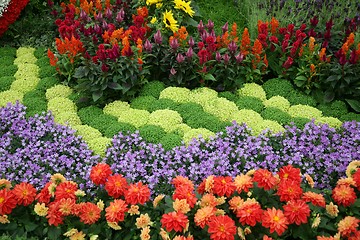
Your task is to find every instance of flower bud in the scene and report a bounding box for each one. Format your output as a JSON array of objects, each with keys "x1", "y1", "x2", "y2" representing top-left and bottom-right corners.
[
  {"x1": 188, "y1": 37, "x2": 195, "y2": 48},
  {"x1": 101, "y1": 63, "x2": 109, "y2": 72},
  {"x1": 116, "y1": 9, "x2": 125, "y2": 23},
  {"x1": 186, "y1": 47, "x2": 194, "y2": 59},
  {"x1": 235, "y1": 53, "x2": 244, "y2": 63},
  {"x1": 154, "y1": 30, "x2": 162, "y2": 44},
  {"x1": 102, "y1": 21, "x2": 108, "y2": 30},
  {"x1": 80, "y1": 9, "x2": 88, "y2": 22},
  {"x1": 105, "y1": 8, "x2": 112, "y2": 19},
  {"x1": 197, "y1": 20, "x2": 205, "y2": 33},
  {"x1": 170, "y1": 38, "x2": 179, "y2": 50},
  {"x1": 144, "y1": 39, "x2": 152, "y2": 52},
  {"x1": 221, "y1": 22, "x2": 228, "y2": 34},
  {"x1": 95, "y1": 12, "x2": 103, "y2": 22},
  {"x1": 228, "y1": 41, "x2": 237, "y2": 53},
  {"x1": 223, "y1": 53, "x2": 230, "y2": 64},
  {"x1": 94, "y1": 24, "x2": 102, "y2": 35},
  {"x1": 170, "y1": 68, "x2": 177, "y2": 75},
  {"x1": 206, "y1": 20, "x2": 214, "y2": 31},
  {"x1": 215, "y1": 52, "x2": 221, "y2": 62},
  {"x1": 176, "y1": 53, "x2": 185, "y2": 63}
]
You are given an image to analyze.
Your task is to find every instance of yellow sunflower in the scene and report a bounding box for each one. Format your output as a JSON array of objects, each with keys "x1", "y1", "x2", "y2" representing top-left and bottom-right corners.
[
  {"x1": 173, "y1": 0, "x2": 195, "y2": 17},
  {"x1": 163, "y1": 10, "x2": 179, "y2": 32}
]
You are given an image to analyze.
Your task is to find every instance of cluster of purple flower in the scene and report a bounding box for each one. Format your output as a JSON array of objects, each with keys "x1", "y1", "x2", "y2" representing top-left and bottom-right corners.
[
  {"x1": 0, "y1": 102, "x2": 99, "y2": 191},
  {"x1": 106, "y1": 119, "x2": 360, "y2": 194}
]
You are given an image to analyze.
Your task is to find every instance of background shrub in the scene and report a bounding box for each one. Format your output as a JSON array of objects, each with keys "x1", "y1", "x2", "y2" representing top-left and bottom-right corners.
[
  {"x1": 139, "y1": 81, "x2": 166, "y2": 98},
  {"x1": 130, "y1": 95, "x2": 157, "y2": 111},
  {"x1": 160, "y1": 133, "x2": 183, "y2": 151},
  {"x1": 0, "y1": 76, "x2": 15, "y2": 91},
  {"x1": 36, "y1": 77, "x2": 61, "y2": 92},
  {"x1": 236, "y1": 96, "x2": 264, "y2": 113},
  {"x1": 261, "y1": 107, "x2": 292, "y2": 126},
  {"x1": 0, "y1": 65, "x2": 18, "y2": 77},
  {"x1": 138, "y1": 125, "x2": 167, "y2": 144},
  {"x1": 262, "y1": 78, "x2": 295, "y2": 99}
]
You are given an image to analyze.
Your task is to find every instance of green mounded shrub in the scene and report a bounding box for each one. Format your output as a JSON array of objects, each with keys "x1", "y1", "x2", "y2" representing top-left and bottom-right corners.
[
  {"x1": 0, "y1": 76, "x2": 15, "y2": 91},
  {"x1": 159, "y1": 87, "x2": 191, "y2": 103},
  {"x1": 36, "y1": 77, "x2": 61, "y2": 92},
  {"x1": 54, "y1": 112, "x2": 82, "y2": 126},
  {"x1": 139, "y1": 80, "x2": 165, "y2": 98},
  {"x1": 10, "y1": 77, "x2": 40, "y2": 94},
  {"x1": 253, "y1": 119, "x2": 285, "y2": 135},
  {"x1": 0, "y1": 47, "x2": 17, "y2": 57},
  {"x1": 175, "y1": 102, "x2": 204, "y2": 121},
  {"x1": 203, "y1": 97, "x2": 239, "y2": 122},
  {"x1": 47, "y1": 97, "x2": 77, "y2": 116},
  {"x1": 315, "y1": 117, "x2": 342, "y2": 129},
  {"x1": 261, "y1": 107, "x2": 292, "y2": 126},
  {"x1": 103, "y1": 100, "x2": 130, "y2": 118},
  {"x1": 34, "y1": 47, "x2": 46, "y2": 59},
  {"x1": 186, "y1": 112, "x2": 229, "y2": 133},
  {"x1": 236, "y1": 96, "x2": 264, "y2": 113},
  {"x1": 262, "y1": 78, "x2": 295, "y2": 99},
  {"x1": 103, "y1": 121, "x2": 136, "y2": 137},
  {"x1": 14, "y1": 54, "x2": 37, "y2": 65},
  {"x1": 171, "y1": 123, "x2": 192, "y2": 137},
  {"x1": 23, "y1": 96, "x2": 47, "y2": 115},
  {"x1": 86, "y1": 114, "x2": 119, "y2": 135},
  {"x1": 117, "y1": 109, "x2": 151, "y2": 128},
  {"x1": 263, "y1": 96, "x2": 291, "y2": 112},
  {"x1": 130, "y1": 95, "x2": 157, "y2": 111},
  {"x1": 36, "y1": 56, "x2": 50, "y2": 67},
  {"x1": 231, "y1": 109, "x2": 264, "y2": 126},
  {"x1": 190, "y1": 87, "x2": 218, "y2": 106},
  {"x1": 288, "y1": 104, "x2": 322, "y2": 120},
  {"x1": 147, "y1": 98, "x2": 179, "y2": 112},
  {"x1": 16, "y1": 47, "x2": 35, "y2": 57},
  {"x1": 45, "y1": 84, "x2": 73, "y2": 100},
  {"x1": 339, "y1": 112, "x2": 360, "y2": 122},
  {"x1": 237, "y1": 83, "x2": 267, "y2": 101},
  {"x1": 0, "y1": 90, "x2": 23, "y2": 107},
  {"x1": 183, "y1": 128, "x2": 215, "y2": 144},
  {"x1": 0, "y1": 65, "x2": 18, "y2": 77},
  {"x1": 13, "y1": 64, "x2": 39, "y2": 79},
  {"x1": 0, "y1": 234, "x2": 38, "y2": 240},
  {"x1": 329, "y1": 100, "x2": 348, "y2": 118},
  {"x1": 78, "y1": 106, "x2": 104, "y2": 125},
  {"x1": 160, "y1": 133, "x2": 183, "y2": 150},
  {"x1": 290, "y1": 117, "x2": 311, "y2": 129},
  {"x1": 287, "y1": 90, "x2": 317, "y2": 107},
  {"x1": 23, "y1": 89, "x2": 45, "y2": 99},
  {"x1": 0, "y1": 56, "x2": 15, "y2": 65},
  {"x1": 138, "y1": 124, "x2": 167, "y2": 143},
  {"x1": 218, "y1": 91, "x2": 239, "y2": 103},
  {"x1": 72, "y1": 124, "x2": 103, "y2": 143},
  {"x1": 148, "y1": 109, "x2": 183, "y2": 132},
  {"x1": 39, "y1": 65, "x2": 57, "y2": 78}
]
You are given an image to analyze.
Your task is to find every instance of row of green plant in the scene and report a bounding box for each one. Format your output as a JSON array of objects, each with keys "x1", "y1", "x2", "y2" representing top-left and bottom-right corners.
[{"x1": 47, "y1": 0, "x2": 360, "y2": 113}]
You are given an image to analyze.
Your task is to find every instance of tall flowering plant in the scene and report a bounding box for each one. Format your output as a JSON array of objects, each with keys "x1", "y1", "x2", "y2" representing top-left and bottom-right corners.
[
  {"x1": 48, "y1": 0, "x2": 151, "y2": 102},
  {"x1": 0, "y1": 0, "x2": 29, "y2": 37},
  {"x1": 2, "y1": 161, "x2": 360, "y2": 239}
]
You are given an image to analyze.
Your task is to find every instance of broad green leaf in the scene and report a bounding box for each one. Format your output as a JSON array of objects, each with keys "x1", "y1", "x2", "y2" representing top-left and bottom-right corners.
[
  {"x1": 108, "y1": 82, "x2": 123, "y2": 90},
  {"x1": 204, "y1": 73, "x2": 216, "y2": 81},
  {"x1": 92, "y1": 90, "x2": 103, "y2": 102},
  {"x1": 345, "y1": 99, "x2": 360, "y2": 112}
]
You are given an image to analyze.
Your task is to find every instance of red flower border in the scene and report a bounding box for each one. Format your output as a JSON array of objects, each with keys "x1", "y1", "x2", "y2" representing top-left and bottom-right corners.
[{"x1": 0, "y1": 0, "x2": 30, "y2": 37}]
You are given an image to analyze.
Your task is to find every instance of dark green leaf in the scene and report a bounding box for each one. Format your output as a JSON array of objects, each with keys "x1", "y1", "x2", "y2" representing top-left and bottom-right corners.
[
  {"x1": 324, "y1": 91, "x2": 335, "y2": 103},
  {"x1": 73, "y1": 66, "x2": 89, "y2": 78},
  {"x1": 47, "y1": 226, "x2": 61, "y2": 240},
  {"x1": 345, "y1": 99, "x2": 360, "y2": 112},
  {"x1": 294, "y1": 75, "x2": 307, "y2": 87},
  {"x1": 204, "y1": 73, "x2": 216, "y2": 81},
  {"x1": 325, "y1": 75, "x2": 341, "y2": 83},
  {"x1": 108, "y1": 82, "x2": 123, "y2": 90},
  {"x1": 92, "y1": 90, "x2": 103, "y2": 102}
]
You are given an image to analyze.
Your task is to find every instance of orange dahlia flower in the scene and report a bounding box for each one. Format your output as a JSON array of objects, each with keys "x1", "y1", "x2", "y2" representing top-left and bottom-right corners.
[
  {"x1": 12, "y1": 182, "x2": 37, "y2": 206},
  {"x1": 105, "y1": 199, "x2": 128, "y2": 223},
  {"x1": 90, "y1": 163, "x2": 112, "y2": 185},
  {"x1": 161, "y1": 211, "x2": 189, "y2": 232},
  {"x1": 105, "y1": 174, "x2": 129, "y2": 198},
  {"x1": 207, "y1": 215, "x2": 237, "y2": 240},
  {"x1": 262, "y1": 208, "x2": 289, "y2": 236},
  {"x1": 125, "y1": 182, "x2": 151, "y2": 205},
  {"x1": 332, "y1": 184, "x2": 357, "y2": 207},
  {"x1": 283, "y1": 199, "x2": 310, "y2": 225},
  {"x1": 0, "y1": 189, "x2": 17, "y2": 215}
]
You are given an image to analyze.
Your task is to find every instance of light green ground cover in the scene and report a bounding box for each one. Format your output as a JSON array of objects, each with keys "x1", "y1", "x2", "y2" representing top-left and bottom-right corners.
[{"x1": 0, "y1": 46, "x2": 359, "y2": 157}]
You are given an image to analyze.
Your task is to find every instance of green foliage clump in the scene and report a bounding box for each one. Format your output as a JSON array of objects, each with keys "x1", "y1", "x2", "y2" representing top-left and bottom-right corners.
[
  {"x1": 139, "y1": 81, "x2": 165, "y2": 98},
  {"x1": 290, "y1": 117, "x2": 311, "y2": 129},
  {"x1": 252, "y1": 120, "x2": 285, "y2": 135},
  {"x1": 34, "y1": 47, "x2": 46, "y2": 59},
  {"x1": 47, "y1": 97, "x2": 77, "y2": 116},
  {"x1": 160, "y1": 133, "x2": 183, "y2": 150},
  {"x1": 10, "y1": 77, "x2": 40, "y2": 94},
  {"x1": 0, "y1": 90, "x2": 23, "y2": 107},
  {"x1": 218, "y1": 91, "x2": 239, "y2": 102},
  {"x1": 45, "y1": 84, "x2": 73, "y2": 100},
  {"x1": 36, "y1": 77, "x2": 61, "y2": 92},
  {"x1": 39, "y1": 65, "x2": 57, "y2": 78},
  {"x1": 103, "y1": 100, "x2": 130, "y2": 118},
  {"x1": 203, "y1": 97, "x2": 239, "y2": 121},
  {"x1": 68, "y1": 92, "x2": 91, "y2": 109},
  {"x1": 87, "y1": 137, "x2": 112, "y2": 157},
  {"x1": 263, "y1": 96, "x2": 291, "y2": 112},
  {"x1": 72, "y1": 124, "x2": 103, "y2": 142},
  {"x1": 175, "y1": 102, "x2": 204, "y2": 121},
  {"x1": 315, "y1": 117, "x2": 342, "y2": 129},
  {"x1": 23, "y1": 96, "x2": 47, "y2": 116},
  {"x1": 138, "y1": 124, "x2": 167, "y2": 143},
  {"x1": 117, "y1": 109, "x2": 151, "y2": 128},
  {"x1": 237, "y1": 83, "x2": 267, "y2": 101},
  {"x1": 103, "y1": 122, "x2": 136, "y2": 137},
  {"x1": 236, "y1": 96, "x2": 264, "y2": 113},
  {"x1": 54, "y1": 112, "x2": 82, "y2": 126},
  {"x1": 23, "y1": 89, "x2": 45, "y2": 99},
  {"x1": 0, "y1": 56, "x2": 15, "y2": 65},
  {"x1": 0, "y1": 76, "x2": 15, "y2": 91},
  {"x1": 172, "y1": 123, "x2": 192, "y2": 137},
  {"x1": 16, "y1": 47, "x2": 35, "y2": 57},
  {"x1": 159, "y1": 87, "x2": 191, "y2": 103},
  {"x1": 183, "y1": 128, "x2": 215, "y2": 144},
  {"x1": 339, "y1": 113, "x2": 360, "y2": 122},
  {"x1": 190, "y1": 87, "x2": 218, "y2": 106},
  {"x1": 186, "y1": 112, "x2": 230, "y2": 133},
  {"x1": 14, "y1": 64, "x2": 39, "y2": 79},
  {"x1": 0, "y1": 47, "x2": 17, "y2": 57},
  {"x1": 85, "y1": 114, "x2": 119, "y2": 135},
  {"x1": 329, "y1": 101, "x2": 348, "y2": 118},
  {"x1": 148, "y1": 98, "x2": 179, "y2": 112},
  {"x1": 262, "y1": 78, "x2": 294, "y2": 99},
  {"x1": 0, "y1": 65, "x2": 18, "y2": 77},
  {"x1": 231, "y1": 109, "x2": 264, "y2": 126},
  {"x1": 148, "y1": 109, "x2": 183, "y2": 132},
  {"x1": 261, "y1": 107, "x2": 292, "y2": 126},
  {"x1": 78, "y1": 106, "x2": 104, "y2": 124},
  {"x1": 14, "y1": 54, "x2": 37, "y2": 65},
  {"x1": 287, "y1": 90, "x2": 317, "y2": 107},
  {"x1": 130, "y1": 95, "x2": 157, "y2": 110},
  {"x1": 288, "y1": 104, "x2": 322, "y2": 120}
]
